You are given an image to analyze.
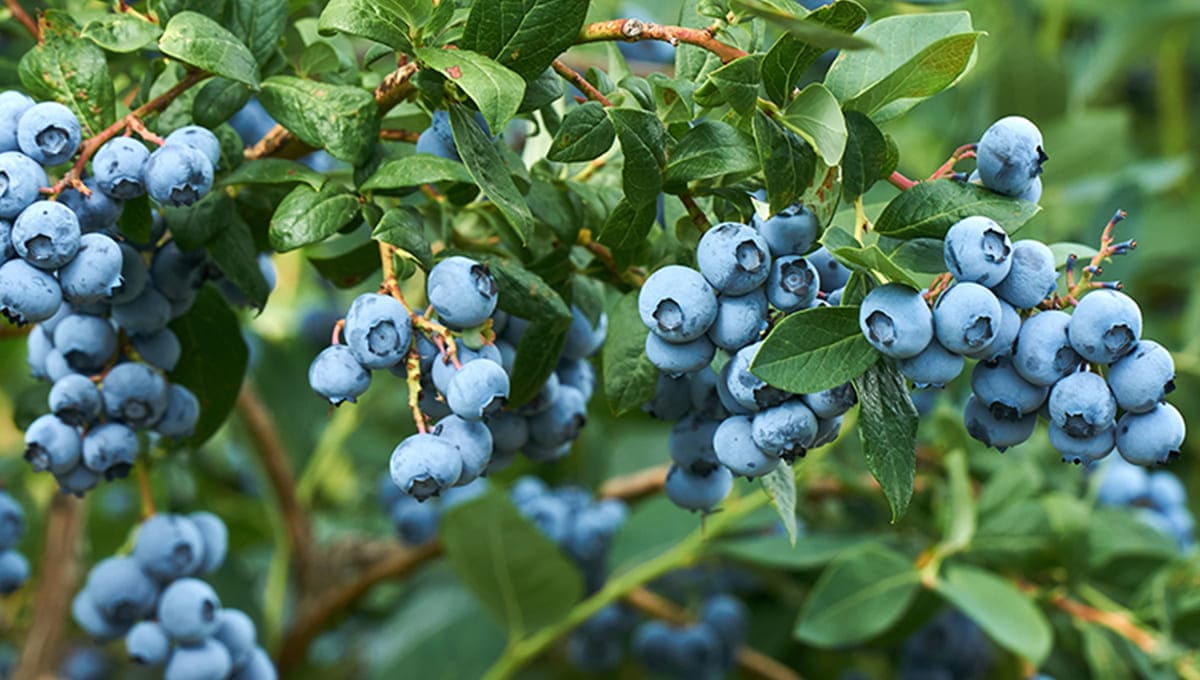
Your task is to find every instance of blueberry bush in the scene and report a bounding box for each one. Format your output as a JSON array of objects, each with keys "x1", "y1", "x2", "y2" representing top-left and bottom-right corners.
[{"x1": 0, "y1": 0, "x2": 1198, "y2": 678}]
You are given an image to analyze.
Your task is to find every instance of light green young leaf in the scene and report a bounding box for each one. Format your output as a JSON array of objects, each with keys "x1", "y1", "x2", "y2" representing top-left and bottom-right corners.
[
  {"x1": 81, "y1": 15, "x2": 163, "y2": 53},
  {"x1": 779, "y1": 82, "x2": 847, "y2": 166}
]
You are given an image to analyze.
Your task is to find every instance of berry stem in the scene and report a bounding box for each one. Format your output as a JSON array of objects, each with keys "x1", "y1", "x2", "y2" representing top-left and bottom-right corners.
[
  {"x1": 887, "y1": 170, "x2": 918, "y2": 191},
  {"x1": 134, "y1": 458, "x2": 156, "y2": 519},
  {"x1": 678, "y1": 192, "x2": 711, "y2": 233},
  {"x1": 551, "y1": 59, "x2": 614, "y2": 107},
  {"x1": 379, "y1": 128, "x2": 422, "y2": 143},
  {"x1": 576, "y1": 19, "x2": 749, "y2": 64},
  {"x1": 6, "y1": 0, "x2": 38, "y2": 40},
  {"x1": 1064, "y1": 209, "x2": 1127, "y2": 303},
  {"x1": 330, "y1": 319, "x2": 345, "y2": 346},
  {"x1": 403, "y1": 347, "x2": 428, "y2": 434},
  {"x1": 377, "y1": 241, "x2": 461, "y2": 367},
  {"x1": 927, "y1": 143, "x2": 978, "y2": 181}
]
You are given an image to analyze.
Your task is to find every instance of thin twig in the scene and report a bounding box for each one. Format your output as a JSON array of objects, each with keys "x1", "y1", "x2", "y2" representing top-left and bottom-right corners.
[
  {"x1": 577, "y1": 19, "x2": 748, "y2": 64},
  {"x1": 551, "y1": 59, "x2": 613, "y2": 107},
  {"x1": 678, "y1": 192, "x2": 711, "y2": 232},
  {"x1": 599, "y1": 464, "x2": 666, "y2": 500},
  {"x1": 135, "y1": 458, "x2": 156, "y2": 519},
  {"x1": 887, "y1": 170, "x2": 917, "y2": 191},
  {"x1": 6, "y1": 0, "x2": 37, "y2": 40},
  {"x1": 380, "y1": 128, "x2": 422, "y2": 143}
]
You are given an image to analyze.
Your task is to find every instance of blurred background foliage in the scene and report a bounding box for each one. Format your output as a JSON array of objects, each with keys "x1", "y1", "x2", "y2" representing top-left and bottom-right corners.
[{"x1": 0, "y1": 0, "x2": 1198, "y2": 678}]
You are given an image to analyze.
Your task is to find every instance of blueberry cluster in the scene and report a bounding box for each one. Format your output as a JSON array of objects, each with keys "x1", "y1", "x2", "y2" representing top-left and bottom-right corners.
[
  {"x1": 630, "y1": 594, "x2": 748, "y2": 680},
  {"x1": 72, "y1": 512, "x2": 276, "y2": 680},
  {"x1": 377, "y1": 475, "x2": 489, "y2": 545},
  {"x1": 637, "y1": 211, "x2": 854, "y2": 512},
  {"x1": 1096, "y1": 457, "x2": 1194, "y2": 549},
  {"x1": 899, "y1": 609, "x2": 993, "y2": 680},
  {"x1": 511, "y1": 477, "x2": 627, "y2": 591},
  {"x1": 0, "y1": 491, "x2": 29, "y2": 595}
]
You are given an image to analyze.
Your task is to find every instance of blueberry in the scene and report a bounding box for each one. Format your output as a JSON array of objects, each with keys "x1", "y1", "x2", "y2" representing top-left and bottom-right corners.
[
  {"x1": 669, "y1": 415, "x2": 722, "y2": 475},
  {"x1": 562, "y1": 306, "x2": 607, "y2": 360},
  {"x1": 515, "y1": 493, "x2": 571, "y2": 543},
  {"x1": 969, "y1": 357, "x2": 1048, "y2": 420},
  {"x1": 487, "y1": 410, "x2": 529, "y2": 453},
  {"x1": 1047, "y1": 371, "x2": 1116, "y2": 439},
  {"x1": 229, "y1": 98, "x2": 277, "y2": 145},
  {"x1": 726, "y1": 341, "x2": 787, "y2": 411},
  {"x1": 165, "y1": 125, "x2": 222, "y2": 167},
  {"x1": 0, "y1": 92, "x2": 33, "y2": 152},
  {"x1": 54, "y1": 464, "x2": 100, "y2": 498},
  {"x1": 0, "y1": 151, "x2": 47, "y2": 218},
  {"x1": 126, "y1": 620, "x2": 171, "y2": 665},
  {"x1": 133, "y1": 328, "x2": 182, "y2": 371},
  {"x1": 230, "y1": 647, "x2": 276, "y2": 680},
  {"x1": 150, "y1": 241, "x2": 207, "y2": 303},
  {"x1": 646, "y1": 373, "x2": 693, "y2": 420},
  {"x1": 688, "y1": 366, "x2": 726, "y2": 419},
  {"x1": 164, "y1": 638, "x2": 232, "y2": 680},
  {"x1": 1067, "y1": 289, "x2": 1142, "y2": 364},
  {"x1": 308, "y1": 345, "x2": 371, "y2": 405},
  {"x1": 714, "y1": 415, "x2": 780, "y2": 477},
  {"x1": 212, "y1": 608, "x2": 257, "y2": 669},
  {"x1": 638, "y1": 265, "x2": 719, "y2": 342},
  {"x1": 716, "y1": 359, "x2": 754, "y2": 416},
  {"x1": 752, "y1": 399, "x2": 818, "y2": 459},
  {"x1": 976, "y1": 116, "x2": 1046, "y2": 197},
  {"x1": 344, "y1": 293, "x2": 412, "y2": 370},
  {"x1": 1148, "y1": 471, "x2": 1187, "y2": 511},
  {"x1": 58, "y1": 233, "x2": 124, "y2": 304},
  {"x1": 0, "y1": 219, "x2": 13, "y2": 262},
  {"x1": 527, "y1": 384, "x2": 587, "y2": 447},
  {"x1": 44, "y1": 348, "x2": 75, "y2": 382},
  {"x1": 804, "y1": 382, "x2": 857, "y2": 419},
  {"x1": 24, "y1": 413, "x2": 82, "y2": 473},
  {"x1": 445, "y1": 358, "x2": 510, "y2": 420},
  {"x1": 707, "y1": 289, "x2": 768, "y2": 351},
  {"x1": 13, "y1": 200, "x2": 81, "y2": 269},
  {"x1": 102, "y1": 361, "x2": 168, "y2": 427},
  {"x1": 85, "y1": 555, "x2": 159, "y2": 625},
  {"x1": 965, "y1": 300, "x2": 1020, "y2": 361},
  {"x1": 766, "y1": 255, "x2": 821, "y2": 312},
  {"x1": 48, "y1": 373, "x2": 102, "y2": 427},
  {"x1": 1108, "y1": 340, "x2": 1174, "y2": 413},
  {"x1": 943, "y1": 216, "x2": 1012, "y2": 285},
  {"x1": 668, "y1": 623, "x2": 725, "y2": 674},
  {"x1": 565, "y1": 505, "x2": 622, "y2": 563},
  {"x1": 556, "y1": 357, "x2": 596, "y2": 401},
  {"x1": 645, "y1": 331, "x2": 715, "y2": 377},
  {"x1": 82, "y1": 422, "x2": 139, "y2": 478},
  {"x1": 1013, "y1": 310, "x2": 1081, "y2": 386},
  {"x1": 697, "y1": 222, "x2": 772, "y2": 294},
  {"x1": 703, "y1": 593, "x2": 748, "y2": 644},
  {"x1": 964, "y1": 395, "x2": 1036, "y2": 451},
  {"x1": 53, "y1": 313, "x2": 118, "y2": 373},
  {"x1": 27, "y1": 324, "x2": 53, "y2": 378},
  {"x1": 112, "y1": 285, "x2": 171, "y2": 336},
  {"x1": 17, "y1": 102, "x2": 81, "y2": 165},
  {"x1": 566, "y1": 631, "x2": 623, "y2": 673},
  {"x1": 146, "y1": 144, "x2": 213, "y2": 207},
  {"x1": 1096, "y1": 456, "x2": 1148, "y2": 506},
  {"x1": 859, "y1": 283, "x2": 934, "y2": 358},
  {"x1": 753, "y1": 203, "x2": 819, "y2": 257},
  {"x1": 664, "y1": 464, "x2": 733, "y2": 512},
  {"x1": 93, "y1": 137, "x2": 150, "y2": 199},
  {"x1": 1050, "y1": 423, "x2": 1115, "y2": 465},
  {"x1": 1116, "y1": 403, "x2": 1185, "y2": 466},
  {"x1": 0, "y1": 551, "x2": 28, "y2": 594},
  {"x1": 807, "y1": 246, "x2": 851, "y2": 293},
  {"x1": 1017, "y1": 176, "x2": 1043, "y2": 203},
  {"x1": 0, "y1": 492, "x2": 23, "y2": 550},
  {"x1": 71, "y1": 588, "x2": 127, "y2": 640},
  {"x1": 415, "y1": 110, "x2": 462, "y2": 161},
  {"x1": 389, "y1": 433, "x2": 464, "y2": 501},
  {"x1": 156, "y1": 384, "x2": 200, "y2": 439},
  {"x1": 59, "y1": 179, "x2": 123, "y2": 234},
  {"x1": 933, "y1": 282, "x2": 1003, "y2": 355},
  {"x1": 432, "y1": 414, "x2": 493, "y2": 485},
  {"x1": 897, "y1": 339, "x2": 964, "y2": 388},
  {"x1": 992, "y1": 239, "x2": 1057, "y2": 309},
  {"x1": 133, "y1": 514, "x2": 206, "y2": 582},
  {"x1": 430, "y1": 343, "x2": 503, "y2": 394},
  {"x1": 158, "y1": 577, "x2": 222, "y2": 643},
  {"x1": 426, "y1": 256, "x2": 498, "y2": 329},
  {"x1": 188, "y1": 511, "x2": 227, "y2": 574}
]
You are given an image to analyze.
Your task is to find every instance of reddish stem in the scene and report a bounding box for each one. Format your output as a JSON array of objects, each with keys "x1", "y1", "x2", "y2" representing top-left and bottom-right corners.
[
  {"x1": 551, "y1": 59, "x2": 614, "y2": 107},
  {"x1": 6, "y1": 0, "x2": 38, "y2": 40},
  {"x1": 888, "y1": 171, "x2": 918, "y2": 191},
  {"x1": 577, "y1": 19, "x2": 748, "y2": 64}
]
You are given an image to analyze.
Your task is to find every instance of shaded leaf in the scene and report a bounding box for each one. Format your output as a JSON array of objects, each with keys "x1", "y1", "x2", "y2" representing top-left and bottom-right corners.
[
  {"x1": 794, "y1": 544, "x2": 921, "y2": 646},
  {"x1": 18, "y1": 11, "x2": 116, "y2": 136},
  {"x1": 761, "y1": 1, "x2": 868, "y2": 105},
  {"x1": 222, "y1": 159, "x2": 327, "y2": 191},
  {"x1": 853, "y1": 361, "x2": 918, "y2": 521},
  {"x1": 372, "y1": 207, "x2": 433, "y2": 269},
  {"x1": 752, "y1": 306, "x2": 879, "y2": 394},
  {"x1": 547, "y1": 102, "x2": 615, "y2": 163},
  {"x1": 607, "y1": 108, "x2": 667, "y2": 208},
  {"x1": 753, "y1": 111, "x2": 816, "y2": 215},
  {"x1": 601, "y1": 292, "x2": 659, "y2": 416},
  {"x1": 449, "y1": 104, "x2": 534, "y2": 243},
  {"x1": 268, "y1": 184, "x2": 361, "y2": 252},
  {"x1": 666, "y1": 121, "x2": 759, "y2": 183},
  {"x1": 259, "y1": 76, "x2": 381, "y2": 164},
  {"x1": 461, "y1": 0, "x2": 591, "y2": 81},
  {"x1": 169, "y1": 285, "x2": 249, "y2": 447},
  {"x1": 361, "y1": 155, "x2": 474, "y2": 191}
]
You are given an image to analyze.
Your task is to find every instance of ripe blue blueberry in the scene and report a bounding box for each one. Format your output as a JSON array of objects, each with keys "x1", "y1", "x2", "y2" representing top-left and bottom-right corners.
[
  {"x1": 231, "y1": 647, "x2": 276, "y2": 680},
  {"x1": 565, "y1": 632, "x2": 623, "y2": 673},
  {"x1": 632, "y1": 620, "x2": 676, "y2": 674},
  {"x1": 53, "y1": 313, "x2": 118, "y2": 373},
  {"x1": 308, "y1": 345, "x2": 371, "y2": 406},
  {"x1": 753, "y1": 203, "x2": 819, "y2": 257},
  {"x1": 432, "y1": 414, "x2": 493, "y2": 485},
  {"x1": 102, "y1": 361, "x2": 168, "y2": 427},
  {"x1": 157, "y1": 577, "x2": 222, "y2": 643},
  {"x1": 751, "y1": 399, "x2": 817, "y2": 459},
  {"x1": 44, "y1": 348, "x2": 75, "y2": 382},
  {"x1": 487, "y1": 410, "x2": 529, "y2": 454},
  {"x1": 1108, "y1": 340, "x2": 1175, "y2": 413},
  {"x1": 664, "y1": 463, "x2": 733, "y2": 513},
  {"x1": 156, "y1": 384, "x2": 201, "y2": 439},
  {"x1": 389, "y1": 433, "x2": 464, "y2": 501},
  {"x1": 646, "y1": 373, "x2": 693, "y2": 420},
  {"x1": 714, "y1": 415, "x2": 779, "y2": 477},
  {"x1": 58, "y1": 233, "x2": 124, "y2": 304},
  {"x1": 430, "y1": 344, "x2": 503, "y2": 395},
  {"x1": 975, "y1": 116, "x2": 1047, "y2": 197},
  {"x1": 766, "y1": 255, "x2": 820, "y2": 312},
  {"x1": 126, "y1": 621, "x2": 171, "y2": 665},
  {"x1": 1047, "y1": 371, "x2": 1116, "y2": 439},
  {"x1": 528, "y1": 385, "x2": 588, "y2": 447},
  {"x1": 133, "y1": 514, "x2": 205, "y2": 582},
  {"x1": 708, "y1": 290, "x2": 768, "y2": 351},
  {"x1": 992, "y1": 239, "x2": 1057, "y2": 309},
  {"x1": 1050, "y1": 423, "x2": 1114, "y2": 465},
  {"x1": 963, "y1": 395, "x2": 1036, "y2": 451},
  {"x1": 150, "y1": 241, "x2": 207, "y2": 303},
  {"x1": 0, "y1": 151, "x2": 47, "y2": 218},
  {"x1": 1016, "y1": 176, "x2": 1043, "y2": 203},
  {"x1": 1067, "y1": 289, "x2": 1142, "y2": 364},
  {"x1": 165, "y1": 638, "x2": 232, "y2": 680},
  {"x1": 415, "y1": 110, "x2": 465, "y2": 161},
  {"x1": 389, "y1": 494, "x2": 439, "y2": 544},
  {"x1": 667, "y1": 623, "x2": 726, "y2": 675},
  {"x1": 213, "y1": 608, "x2": 257, "y2": 669},
  {"x1": 0, "y1": 492, "x2": 24, "y2": 550},
  {"x1": 85, "y1": 555, "x2": 159, "y2": 625},
  {"x1": 93, "y1": 137, "x2": 150, "y2": 199},
  {"x1": 145, "y1": 143, "x2": 214, "y2": 207},
  {"x1": 562, "y1": 306, "x2": 607, "y2": 360},
  {"x1": 112, "y1": 286, "x2": 172, "y2": 336},
  {"x1": 897, "y1": 339, "x2": 964, "y2": 388},
  {"x1": 807, "y1": 246, "x2": 851, "y2": 293},
  {"x1": 26, "y1": 324, "x2": 52, "y2": 379},
  {"x1": 815, "y1": 415, "x2": 846, "y2": 449},
  {"x1": 229, "y1": 98, "x2": 276, "y2": 145},
  {"x1": 0, "y1": 91, "x2": 33, "y2": 152},
  {"x1": 344, "y1": 293, "x2": 412, "y2": 370},
  {"x1": 82, "y1": 422, "x2": 139, "y2": 479},
  {"x1": 13, "y1": 200, "x2": 81, "y2": 270},
  {"x1": 638, "y1": 265, "x2": 718, "y2": 342},
  {"x1": 716, "y1": 359, "x2": 754, "y2": 416},
  {"x1": 804, "y1": 383, "x2": 857, "y2": 419},
  {"x1": 24, "y1": 413, "x2": 82, "y2": 473},
  {"x1": 943, "y1": 216, "x2": 1012, "y2": 285},
  {"x1": 58, "y1": 178, "x2": 123, "y2": 233},
  {"x1": 965, "y1": 300, "x2": 1020, "y2": 361},
  {"x1": 133, "y1": 329, "x2": 181, "y2": 372},
  {"x1": 426, "y1": 256, "x2": 499, "y2": 329},
  {"x1": 859, "y1": 284, "x2": 934, "y2": 358},
  {"x1": 697, "y1": 222, "x2": 772, "y2": 294},
  {"x1": 165, "y1": 125, "x2": 222, "y2": 167},
  {"x1": 1013, "y1": 310, "x2": 1081, "y2": 386},
  {"x1": 556, "y1": 357, "x2": 596, "y2": 401},
  {"x1": 445, "y1": 357, "x2": 510, "y2": 420},
  {"x1": 933, "y1": 282, "x2": 1003, "y2": 355},
  {"x1": 1096, "y1": 456, "x2": 1148, "y2": 506},
  {"x1": 645, "y1": 332, "x2": 715, "y2": 377},
  {"x1": 0, "y1": 219, "x2": 13, "y2": 262},
  {"x1": 1148, "y1": 471, "x2": 1187, "y2": 510},
  {"x1": 188, "y1": 511, "x2": 227, "y2": 575},
  {"x1": 1116, "y1": 403, "x2": 1186, "y2": 466},
  {"x1": 669, "y1": 415, "x2": 721, "y2": 475},
  {"x1": 702, "y1": 593, "x2": 748, "y2": 643},
  {"x1": 970, "y1": 357, "x2": 1048, "y2": 421},
  {"x1": 0, "y1": 258, "x2": 61, "y2": 324},
  {"x1": 17, "y1": 102, "x2": 81, "y2": 165},
  {"x1": 725, "y1": 341, "x2": 787, "y2": 411},
  {"x1": 71, "y1": 588, "x2": 126, "y2": 640},
  {"x1": 54, "y1": 464, "x2": 100, "y2": 498},
  {"x1": 0, "y1": 551, "x2": 28, "y2": 594},
  {"x1": 48, "y1": 373, "x2": 102, "y2": 427}
]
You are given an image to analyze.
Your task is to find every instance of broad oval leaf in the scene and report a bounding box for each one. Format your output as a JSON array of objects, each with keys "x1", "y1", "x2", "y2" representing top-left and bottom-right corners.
[
  {"x1": 752, "y1": 306, "x2": 879, "y2": 394},
  {"x1": 607, "y1": 108, "x2": 667, "y2": 208},
  {"x1": 666, "y1": 121, "x2": 759, "y2": 183},
  {"x1": 936, "y1": 564, "x2": 1054, "y2": 665},
  {"x1": 448, "y1": 104, "x2": 534, "y2": 244},
  {"x1": 414, "y1": 47, "x2": 525, "y2": 132},
  {"x1": 159, "y1": 11, "x2": 261, "y2": 87},
  {"x1": 81, "y1": 15, "x2": 163, "y2": 53},
  {"x1": 853, "y1": 361, "x2": 918, "y2": 521},
  {"x1": 225, "y1": 0, "x2": 288, "y2": 65},
  {"x1": 873, "y1": 180, "x2": 1041, "y2": 240},
  {"x1": 361, "y1": 155, "x2": 475, "y2": 191},
  {"x1": 547, "y1": 102, "x2": 616, "y2": 163},
  {"x1": 693, "y1": 55, "x2": 763, "y2": 115},
  {"x1": 601, "y1": 292, "x2": 659, "y2": 416},
  {"x1": 18, "y1": 11, "x2": 116, "y2": 136},
  {"x1": 372, "y1": 207, "x2": 433, "y2": 269},
  {"x1": 761, "y1": 0, "x2": 868, "y2": 105},
  {"x1": 841, "y1": 111, "x2": 889, "y2": 202},
  {"x1": 779, "y1": 82, "x2": 848, "y2": 166},
  {"x1": 259, "y1": 76, "x2": 381, "y2": 164},
  {"x1": 268, "y1": 184, "x2": 362, "y2": 252},
  {"x1": 317, "y1": 0, "x2": 428, "y2": 53},
  {"x1": 192, "y1": 77, "x2": 253, "y2": 128},
  {"x1": 596, "y1": 199, "x2": 657, "y2": 269},
  {"x1": 222, "y1": 158, "x2": 327, "y2": 191},
  {"x1": 461, "y1": 0, "x2": 591, "y2": 81},
  {"x1": 794, "y1": 544, "x2": 921, "y2": 646},
  {"x1": 169, "y1": 285, "x2": 249, "y2": 447}
]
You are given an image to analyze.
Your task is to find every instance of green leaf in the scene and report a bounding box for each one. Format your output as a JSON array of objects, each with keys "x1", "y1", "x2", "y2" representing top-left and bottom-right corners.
[
  {"x1": 752, "y1": 306, "x2": 879, "y2": 394},
  {"x1": 596, "y1": 199, "x2": 658, "y2": 269},
  {"x1": 307, "y1": 240, "x2": 381, "y2": 289},
  {"x1": 607, "y1": 108, "x2": 667, "y2": 208},
  {"x1": 647, "y1": 73, "x2": 695, "y2": 125},
  {"x1": 762, "y1": 463, "x2": 798, "y2": 546},
  {"x1": 372, "y1": 207, "x2": 433, "y2": 269},
  {"x1": 518, "y1": 68, "x2": 565, "y2": 113},
  {"x1": 317, "y1": 0, "x2": 427, "y2": 53},
  {"x1": 853, "y1": 361, "x2": 919, "y2": 521},
  {"x1": 778, "y1": 82, "x2": 847, "y2": 166},
  {"x1": 733, "y1": 0, "x2": 872, "y2": 50},
  {"x1": 414, "y1": 47, "x2": 525, "y2": 132},
  {"x1": 479, "y1": 255, "x2": 571, "y2": 325},
  {"x1": 675, "y1": 0, "x2": 724, "y2": 83},
  {"x1": 268, "y1": 184, "x2": 361, "y2": 252},
  {"x1": 829, "y1": 244, "x2": 919, "y2": 288},
  {"x1": 192, "y1": 77, "x2": 252, "y2": 129},
  {"x1": 117, "y1": 195, "x2": 153, "y2": 244},
  {"x1": 511, "y1": 318, "x2": 570, "y2": 407},
  {"x1": 441, "y1": 490, "x2": 584, "y2": 636},
  {"x1": 841, "y1": 111, "x2": 889, "y2": 202},
  {"x1": 939, "y1": 449, "x2": 976, "y2": 550},
  {"x1": 159, "y1": 12, "x2": 260, "y2": 87},
  {"x1": 258, "y1": 76, "x2": 381, "y2": 164},
  {"x1": 693, "y1": 55, "x2": 762, "y2": 115},
  {"x1": 885, "y1": 237, "x2": 945, "y2": 274},
  {"x1": 825, "y1": 12, "x2": 980, "y2": 122},
  {"x1": 448, "y1": 104, "x2": 534, "y2": 244},
  {"x1": 207, "y1": 218, "x2": 270, "y2": 309},
  {"x1": 666, "y1": 121, "x2": 759, "y2": 183},
  {"x1": 1087, "y1": 507, "x2": 1179, "y2": 568},
  {"x1": 715, "y1": 533, "x2": 871, "y2": 570},
  {"x1": 168, "y1": 285, "x2": 249, "y2": 447},
  {"x1": 936, "y1": 564, "x2": 1053, "y2": 665},
  {"x1": 81, "y1": 15, "x2": 163, "y2": 53},
  {"x1": 873, "y1": 180, "x2": 1041, "y2": 240},
  {"x1": 461, "y1": 0, "x2": 591, "y2": 81},
  {"x1": 225, "y1": 0, "x2": 287, "y2": 64},
  {"x1": 361, "y1": 155, "x2": 474, "y2": 191},
  {"x1": 546, "y1": 102, "x2": 615, "y2": 163},
  {"x1": 163, "y1": 191, "x2": 234, "y2": 251},
  {"x1": 761, "y1": 0, "x2": 867, "y2": 105},
  {"x1": 222, "y1": 159, "x2": 327, "y2": 191},
  {"x1": 794, "y1": 544, "x2": 921, "y2": 646},
  {"x1": 601, "y1": 292, "x2": 659, "y2": 416},
  {"x1": 753, "y1": 111, "x2": 816, "y2": 215},
  {"x1": 18, "y1": 11, "x2": 115, "y2": 136}
]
